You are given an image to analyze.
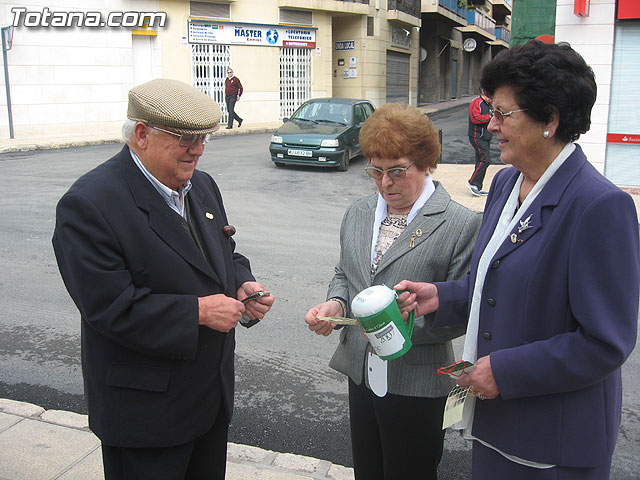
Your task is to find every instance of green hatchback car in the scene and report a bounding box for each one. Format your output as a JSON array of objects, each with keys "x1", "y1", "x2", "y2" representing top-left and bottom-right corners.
[{"x1": 269, "y1": 98, "x2": 375, "y2": 171}]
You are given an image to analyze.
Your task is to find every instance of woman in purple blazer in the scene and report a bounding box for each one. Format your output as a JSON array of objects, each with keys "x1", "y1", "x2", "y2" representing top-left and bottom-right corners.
[{"x1": 396, "y1": 41, "x2": 640, "y2": 479}]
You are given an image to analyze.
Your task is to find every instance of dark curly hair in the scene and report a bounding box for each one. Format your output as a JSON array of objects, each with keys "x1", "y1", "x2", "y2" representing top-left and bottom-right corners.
[
  {"x1": 360, "y1": 103, "x2": 440, "y2": 172},
  {"x1": 480, "y1": 41, "x2": 596, "y2": 143}
]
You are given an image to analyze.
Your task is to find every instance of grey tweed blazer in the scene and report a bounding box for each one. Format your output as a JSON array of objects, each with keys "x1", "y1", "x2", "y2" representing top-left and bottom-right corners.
[{"x1": 327, "y1": 182, "x2": 481, "y2": 397}]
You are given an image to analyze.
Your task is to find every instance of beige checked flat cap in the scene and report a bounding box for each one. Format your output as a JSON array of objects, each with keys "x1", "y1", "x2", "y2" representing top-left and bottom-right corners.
[{"x1": 127, "y1": 78, "x2": 221, "y2": 135}]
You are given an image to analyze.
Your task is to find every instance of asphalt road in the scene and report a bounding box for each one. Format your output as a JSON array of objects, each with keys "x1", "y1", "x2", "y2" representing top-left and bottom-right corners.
[{"x1": 1, "y1": 106, "x2": 638, "y2": 479}]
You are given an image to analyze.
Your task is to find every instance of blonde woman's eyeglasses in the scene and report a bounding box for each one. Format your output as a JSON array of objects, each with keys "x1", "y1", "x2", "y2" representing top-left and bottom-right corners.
[{"x1": 365, "y1": 161, "x2": 415, "y2": 180}]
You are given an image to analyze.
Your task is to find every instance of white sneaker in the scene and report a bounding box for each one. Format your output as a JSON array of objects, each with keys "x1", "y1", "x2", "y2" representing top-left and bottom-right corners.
[{"x1": 467, "y1": 182, "x2": 488, "y2": 197}]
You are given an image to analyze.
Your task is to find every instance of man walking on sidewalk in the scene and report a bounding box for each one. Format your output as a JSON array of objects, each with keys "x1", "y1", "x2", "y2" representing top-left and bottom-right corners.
[
  {"x1": 467, "y1": 90, "x2": 493, "y2": 196},
  {"x1": 225, "y1": 68, "x2": 243, "y2": 129}
]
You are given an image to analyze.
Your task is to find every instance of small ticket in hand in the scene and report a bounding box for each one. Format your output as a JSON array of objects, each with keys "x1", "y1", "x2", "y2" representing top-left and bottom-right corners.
[{"x1": 437, "y1": 360, "x2": 475, "y2": 378}]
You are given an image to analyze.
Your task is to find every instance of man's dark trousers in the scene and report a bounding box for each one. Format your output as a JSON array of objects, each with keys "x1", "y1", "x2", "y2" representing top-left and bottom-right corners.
[
  {"x1": 225, "y1": 94, "x2": 242, "y2": 128},
  {"x1": 468, "y1": 135, "x2": 491, "y2": 190}
]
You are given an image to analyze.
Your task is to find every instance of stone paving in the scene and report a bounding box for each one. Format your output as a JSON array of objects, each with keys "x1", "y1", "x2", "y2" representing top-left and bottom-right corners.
[{"x1": 0, "y1": 398, "x2": 355, "y2": 480}]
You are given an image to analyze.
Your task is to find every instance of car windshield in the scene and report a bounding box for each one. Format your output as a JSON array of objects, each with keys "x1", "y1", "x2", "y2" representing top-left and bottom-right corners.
[{"x1": 291, "y1": 102, "x2": 351, "y2": 126}]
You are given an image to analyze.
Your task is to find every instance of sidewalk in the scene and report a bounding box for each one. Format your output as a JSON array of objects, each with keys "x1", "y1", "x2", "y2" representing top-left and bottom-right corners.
[{"x1": 0, "y1": 398, "x2": 353, "y2": 480}]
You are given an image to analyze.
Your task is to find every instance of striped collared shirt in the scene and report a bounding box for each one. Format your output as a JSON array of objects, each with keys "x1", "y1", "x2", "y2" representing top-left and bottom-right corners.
[{"x1": 129, "y1": 148, "x2": 192, "y2": 218}]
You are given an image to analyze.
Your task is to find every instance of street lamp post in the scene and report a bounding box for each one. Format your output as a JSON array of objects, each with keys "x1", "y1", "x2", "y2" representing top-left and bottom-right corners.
[{"x1": 2, "y1": 25, "x2": 14, "y2": 139}]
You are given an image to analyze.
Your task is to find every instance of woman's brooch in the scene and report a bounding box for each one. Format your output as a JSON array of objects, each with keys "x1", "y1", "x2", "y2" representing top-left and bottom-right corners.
[
  {"x1": 409, "y1": 228, "x2": 423, "y2": 248},
  {"x1": 510, "y1": 214, "x2": 533, "y2": 244}
]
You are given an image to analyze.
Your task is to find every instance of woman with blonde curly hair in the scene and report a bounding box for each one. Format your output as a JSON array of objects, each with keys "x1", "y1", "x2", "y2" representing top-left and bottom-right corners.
[{"x1": 305, "y1": 103, "x2": 481, "y2": 479}]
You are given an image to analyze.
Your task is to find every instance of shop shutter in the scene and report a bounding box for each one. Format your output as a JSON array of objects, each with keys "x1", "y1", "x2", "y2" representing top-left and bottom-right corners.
[
  {"x1": 189, "y1": 2, "x2": 230, "y2": 19},
  {"x1": 386, "y1": 50, "x2": 410, "y2": 104},
  {"x1": 279, "y1": 8, "x2": 313, "y2": 26},
  {"x1": 605, "y1": 22, "x2": 640, "y2": 186}
]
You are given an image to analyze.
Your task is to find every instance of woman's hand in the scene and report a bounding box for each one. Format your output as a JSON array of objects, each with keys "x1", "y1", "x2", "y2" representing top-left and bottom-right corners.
[
  {"x1": 304, "y1": 300, "x2": 343, "y2": 336},
  {"x1": 456, "y1": 355, "x2": 500, "y2": 400},
  {"x1": 393, "y1": 280, "x2": 439, "y2": 319}
]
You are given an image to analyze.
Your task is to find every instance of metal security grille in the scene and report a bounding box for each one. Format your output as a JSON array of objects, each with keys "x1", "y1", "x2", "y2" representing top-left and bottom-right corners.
[
  {"x1": 386, "y1": 50, "x2": 410, "y2": 104},
  {"x1": 191, "y1": 43, "x2": 231, "y2": 125},
  {"x1": 279, "y1": 47, "x2": 312, "y2": 119}
]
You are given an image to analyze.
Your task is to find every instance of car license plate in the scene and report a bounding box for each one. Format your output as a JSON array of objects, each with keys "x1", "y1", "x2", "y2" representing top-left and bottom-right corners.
[{"x1": 288, "y1": 149, "x2": 312, "y2": 157}]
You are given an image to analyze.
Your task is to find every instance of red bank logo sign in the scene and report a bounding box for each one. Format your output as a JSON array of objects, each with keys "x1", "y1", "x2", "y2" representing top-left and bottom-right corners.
[{"x1": 607, "y1": 134, "x2": 640, "y2": 144}]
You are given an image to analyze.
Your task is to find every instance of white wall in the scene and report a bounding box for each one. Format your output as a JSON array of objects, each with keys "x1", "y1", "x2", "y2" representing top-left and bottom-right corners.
[
  {"x1": 0, "y1": 1, "x2": 162, "y2": 140},
  {"x1": 554, "y1": 0, "x2": 616, "y2": 173}
]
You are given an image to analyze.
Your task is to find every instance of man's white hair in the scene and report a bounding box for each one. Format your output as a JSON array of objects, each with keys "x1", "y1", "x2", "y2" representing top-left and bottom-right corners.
[{"x1": 122, "y1": 119, "x2": 145, "y2": 143}]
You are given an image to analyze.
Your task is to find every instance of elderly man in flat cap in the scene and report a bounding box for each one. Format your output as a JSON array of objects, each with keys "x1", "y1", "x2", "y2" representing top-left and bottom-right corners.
[{"x1": 52, "y1": 78, "x2": 274, "y2": 480}]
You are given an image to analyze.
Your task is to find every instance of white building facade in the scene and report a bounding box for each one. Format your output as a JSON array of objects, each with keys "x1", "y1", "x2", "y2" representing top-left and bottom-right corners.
[
  {"x1": 0, "y1": 1, "x2": 163, "y2": 140},
  {"x1": 555, "y1": 0, "x2": 640, "y2": 187},
  {"x1": 0, "y1": 0, "x2": 423, "y2": 141}
]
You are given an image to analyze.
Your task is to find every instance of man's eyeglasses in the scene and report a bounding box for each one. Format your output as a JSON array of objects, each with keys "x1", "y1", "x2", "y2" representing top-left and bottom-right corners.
[
  {"x1": 365, "y1": 161, "x2": 415, "y2": 180},
  {"x1": 490, "y1": 108, "x2": 528, "y2": 123},
  {"x1": 148, "y1": 125, "x2": 212, "y2": 148}
]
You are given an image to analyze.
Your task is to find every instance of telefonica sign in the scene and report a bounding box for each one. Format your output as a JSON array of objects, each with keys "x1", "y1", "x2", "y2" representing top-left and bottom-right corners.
[{"x1": 188, "y1": 20, "x2": 316, "y2": 48}]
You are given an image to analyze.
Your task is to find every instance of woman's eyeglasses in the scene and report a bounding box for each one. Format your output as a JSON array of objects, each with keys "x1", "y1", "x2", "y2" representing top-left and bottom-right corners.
[
  {"x1": 365, "y1": 161, "x2": 415, "y2": 180},
  {"x1": 148, "y1": 125, "x2": 212, "y2": 148},
  {"x1": 490, "y1": 108, "x2": 527, "y2": 123}
]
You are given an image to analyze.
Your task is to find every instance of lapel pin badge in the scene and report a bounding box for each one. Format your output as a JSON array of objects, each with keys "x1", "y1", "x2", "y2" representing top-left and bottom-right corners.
[
  {"x1": 511, "y1": 215, "x2": 533, "y2": 244},
  {"x1": 205, "y1": 212, "x2": 214, "y2": 220},
  {"x1": 409, "y1": 228, "x2": 423, "y2": 248},
  {"x1": 518, "y1": 214, "x2": 533, "y2": 234}
]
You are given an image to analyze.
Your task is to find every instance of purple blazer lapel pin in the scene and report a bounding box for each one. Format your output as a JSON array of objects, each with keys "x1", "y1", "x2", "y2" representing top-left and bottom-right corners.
[
  {"x1": 518, "y1": 214, "x2": 533, "y2": 234},
  {"x1": 510, "y1": 215, "x2": 533, "y2": 244}
]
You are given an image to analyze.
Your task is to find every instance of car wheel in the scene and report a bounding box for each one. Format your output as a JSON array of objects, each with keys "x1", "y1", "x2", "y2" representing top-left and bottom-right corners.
[
  {"x1": 338, "y1": 148, "x2": 350, "y2": 172},
  {"x1": 274, "y1": 162, "x2": 284, "y2": 167}
]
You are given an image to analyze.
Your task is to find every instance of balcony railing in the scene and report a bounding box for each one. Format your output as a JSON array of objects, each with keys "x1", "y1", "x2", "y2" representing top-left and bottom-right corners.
[
  {"x1": 466, "y1": 8, "x2": 496, "y2": 36},
  {"x1": 495, "y1": 26, "x2": 510, "y2": 43},
  {"x1": 388, "y1": 0, "x2": 421, "y2": 18},
  {"x1": 438, "y1": 0, "x2": 469, "y2": 17}
]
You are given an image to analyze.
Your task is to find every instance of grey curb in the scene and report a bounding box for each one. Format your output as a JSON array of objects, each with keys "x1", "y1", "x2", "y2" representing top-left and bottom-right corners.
[{"x1": 0, "y1": 398, "x2": 355, "y2": 480}]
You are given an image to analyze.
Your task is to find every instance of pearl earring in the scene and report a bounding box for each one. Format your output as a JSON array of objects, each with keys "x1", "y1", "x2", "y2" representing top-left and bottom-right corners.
[{"x1": 543, "y1": 130, "x2": 550, "y2": 138}]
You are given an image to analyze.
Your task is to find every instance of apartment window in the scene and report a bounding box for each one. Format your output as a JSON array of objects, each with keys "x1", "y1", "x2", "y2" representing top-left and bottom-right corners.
[
  {"x1": 367, "y1": 17, "x2": 374, "y2": 37},
  {"x1": 279, "y1": 8, "x2": 312, "y2": 26},
  {"x1": 190, "y1": 2, "x2": 230, "y2": 19}
]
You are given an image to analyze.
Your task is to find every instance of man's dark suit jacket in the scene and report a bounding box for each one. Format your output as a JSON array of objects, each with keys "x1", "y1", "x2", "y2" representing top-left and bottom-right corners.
[
  {"x1": 53, "y1": 146, "x2": 254, "y2": 448},
  {"x1": 435, "y1": 144, "x2": 639, "y2": 468}
]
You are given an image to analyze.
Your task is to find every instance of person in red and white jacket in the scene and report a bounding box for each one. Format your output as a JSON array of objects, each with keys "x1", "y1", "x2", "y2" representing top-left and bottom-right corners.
[
  {"x1": 467, "y1": 90, "x2": 493, "y2": 196},
  {"x1": 224, "y1": 68, "x2": 243, "y2": 129}
]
